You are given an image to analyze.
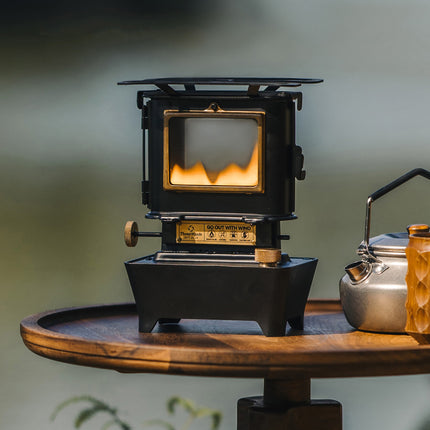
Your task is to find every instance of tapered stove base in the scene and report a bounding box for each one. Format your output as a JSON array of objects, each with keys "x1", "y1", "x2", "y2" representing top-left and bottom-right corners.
[{"x1": 125, "y1": 254, "x2": 317, "y2": 337}]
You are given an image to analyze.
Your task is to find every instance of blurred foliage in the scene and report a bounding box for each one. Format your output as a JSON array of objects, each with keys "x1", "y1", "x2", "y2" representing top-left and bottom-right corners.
[
  {"x1": 51, "y1": 395, "x2": 222, "y2": 430},
  {"x1": 52, "y1": 396, "x2": 131, "y2": 430}
]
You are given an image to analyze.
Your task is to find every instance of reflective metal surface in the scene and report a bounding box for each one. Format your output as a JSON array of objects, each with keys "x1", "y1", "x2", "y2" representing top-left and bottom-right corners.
[
  {"x1": 340, "y1": 255, "x2": 408, "y2": 333},
  {"x1": 358, "y1": 232, "x2": 408, "y2": 257},
  {"x1": 345, "y1": 260, "x2": 372, "y2": 283}
]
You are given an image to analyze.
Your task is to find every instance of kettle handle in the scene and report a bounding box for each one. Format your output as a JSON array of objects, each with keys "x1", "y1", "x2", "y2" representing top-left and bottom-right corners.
[{"x1": 363, "y1": 168, "x2": 430, "y2": 251}]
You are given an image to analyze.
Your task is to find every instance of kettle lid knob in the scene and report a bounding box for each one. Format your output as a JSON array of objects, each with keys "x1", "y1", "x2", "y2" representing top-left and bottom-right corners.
[{"x1": 407, "y1": 224, "x2": 429, "y2": 236}]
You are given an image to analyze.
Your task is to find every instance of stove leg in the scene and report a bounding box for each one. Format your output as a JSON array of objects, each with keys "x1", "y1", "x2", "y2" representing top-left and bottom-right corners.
[
  {"x1": 237, "y1": 378, "x2": 342, "y2": 430},
  {"x1": 138, "y1": 316, "x2": 158, "y2": 332},
  {"x1": 288, "y1": 315, "x2": 304, "y2": 330},
  {"x1": 158, "y1": 318, "x2": 181, "y2": 324},
  {"x1": 258, "y1": 317, "x2": 288, "y2": 337}
]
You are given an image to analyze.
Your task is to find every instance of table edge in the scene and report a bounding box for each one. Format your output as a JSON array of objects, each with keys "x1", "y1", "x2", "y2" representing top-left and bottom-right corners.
[{"x1": 20, "y1": 300, "x2": 430, "y2": 378}]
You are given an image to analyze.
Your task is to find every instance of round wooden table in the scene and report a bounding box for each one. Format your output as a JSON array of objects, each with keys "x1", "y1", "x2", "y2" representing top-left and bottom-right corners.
[{"x1": 20, "y1": 300, "x2": 430, "y2": 430}]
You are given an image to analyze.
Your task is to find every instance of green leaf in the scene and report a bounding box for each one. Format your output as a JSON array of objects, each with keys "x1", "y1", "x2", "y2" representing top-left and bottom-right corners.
[
  {"x1": 51, "y1": 395, "x2": 132, "y2": 430},
  {"x1": 166, "y1": 397, "x2": 197, "y2": 416},
  {"x1": 194, "y1": 408, "x2": 216, "y2": 418},
  {"x1": 119, "y1": 422, "x2": 132, "y2": 430},
  {"x1": 195, "y1": 409, "x2": 222, "y2": 430},
  {"x1": 74, "y1": 404, "x2": 108, "y2": 428},
  {"x1": 209, "y1": 412, "x2": 222, "y2": 430},
  {"x1": 143, "y1": 418, "x2": 176, "y2": 430},
  {"x1": 51, "y1": 395, "x2": 112, "y2": 422}
]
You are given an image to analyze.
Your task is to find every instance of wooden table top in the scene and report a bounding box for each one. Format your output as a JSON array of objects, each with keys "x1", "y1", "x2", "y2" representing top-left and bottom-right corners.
[{"x1": 20, "y1": 300, "x2": 430, "y2": 379}]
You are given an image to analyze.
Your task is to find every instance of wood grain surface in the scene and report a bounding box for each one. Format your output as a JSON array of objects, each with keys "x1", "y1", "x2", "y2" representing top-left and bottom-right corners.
[{"x1": 20, "y1": 300, "x2": 430, "y2": 378}]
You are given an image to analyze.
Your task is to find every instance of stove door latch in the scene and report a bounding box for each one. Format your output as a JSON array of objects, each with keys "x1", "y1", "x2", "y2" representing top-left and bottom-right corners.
[{"x1": 293, "y1": 146, "x2": 306, "y2": 181}]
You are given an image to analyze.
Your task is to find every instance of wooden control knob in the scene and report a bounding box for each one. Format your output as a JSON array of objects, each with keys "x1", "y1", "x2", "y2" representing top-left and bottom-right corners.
[
  {"x1": 124, "y1": 221, "x2": 139, "y2": 247},
  {"x1": 407, "y1": 224, "x2": 430, "y2": 236},
  {"x1": 255, "y1": 248, "x2": 282, "y2": 266}
]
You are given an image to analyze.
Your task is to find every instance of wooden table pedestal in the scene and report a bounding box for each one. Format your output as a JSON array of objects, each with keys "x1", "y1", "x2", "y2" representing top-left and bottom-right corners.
[{"x1": 238, "y1": 379, "x2": 341, "y2": 430}]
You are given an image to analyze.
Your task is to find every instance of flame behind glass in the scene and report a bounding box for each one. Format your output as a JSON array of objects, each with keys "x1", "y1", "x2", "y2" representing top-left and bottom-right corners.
[{"x1": 168, "y1": 117, "x2": 259, "y2": 186}]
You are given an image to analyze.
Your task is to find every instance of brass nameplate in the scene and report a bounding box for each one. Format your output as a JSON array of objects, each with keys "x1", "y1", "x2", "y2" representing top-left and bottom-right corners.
[{"x1": 176, "y1": 221, "x2": 256, "y2": 245}]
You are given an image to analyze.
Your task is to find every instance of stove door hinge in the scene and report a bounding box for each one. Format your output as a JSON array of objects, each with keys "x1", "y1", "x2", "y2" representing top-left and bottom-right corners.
[
  {"x1": 141, "y1": 104, "x2": 149, "y2": 129},
  {"x1": 291, "y1": 92, "x2": 303, "y2": 111},
  {"x1": 293, "y1": 146, "x2": 306, "y2": 180},
  {"x1": 141, "y1": 180, "x2": 150, "y2": 205},
  {"x1": 136, "y1": 91, "x2": 144, "y2": 110}
]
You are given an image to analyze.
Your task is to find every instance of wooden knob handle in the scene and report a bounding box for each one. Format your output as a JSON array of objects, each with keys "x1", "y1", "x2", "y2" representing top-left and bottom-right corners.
[
  {"x1": 124, "y1": 221, "x2": 138, "y2": 247},
  {"x1": 407, "y1": 224, "x2": 430, "y2": 236},
  {"x1": 255, "y1": 248, "x2": 282, "y2": 265}
]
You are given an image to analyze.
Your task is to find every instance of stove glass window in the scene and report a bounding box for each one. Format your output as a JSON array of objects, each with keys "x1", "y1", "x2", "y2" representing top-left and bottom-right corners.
[{"x1": 164, "y1": 112, "x2": 264, "y2": 192}]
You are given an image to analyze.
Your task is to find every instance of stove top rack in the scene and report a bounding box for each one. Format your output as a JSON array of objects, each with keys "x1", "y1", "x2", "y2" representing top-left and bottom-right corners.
[{"x1": 118, "y1": 77, "x2": 323, "y2": 101}]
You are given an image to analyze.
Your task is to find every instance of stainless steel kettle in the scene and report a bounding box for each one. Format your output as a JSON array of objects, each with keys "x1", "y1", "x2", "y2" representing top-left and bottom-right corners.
[{"x1": 340, "y1": 168, "x2": 430, "y2": 333}]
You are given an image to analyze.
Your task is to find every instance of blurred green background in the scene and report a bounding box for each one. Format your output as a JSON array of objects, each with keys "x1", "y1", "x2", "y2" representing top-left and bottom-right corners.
[{"x1": 2, "y1": 1, "x2": 430, "y2": 429}]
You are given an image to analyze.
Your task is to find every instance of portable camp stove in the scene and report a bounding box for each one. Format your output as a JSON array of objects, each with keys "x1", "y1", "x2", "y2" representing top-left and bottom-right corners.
[{"x1": 119, "y1": 78, "x2": 322, "y2": 336}]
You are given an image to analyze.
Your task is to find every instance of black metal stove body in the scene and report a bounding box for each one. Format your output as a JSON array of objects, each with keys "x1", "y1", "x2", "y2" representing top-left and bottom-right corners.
[{"x1": 119, "y1": 78, "x2": 321, "y2": 336}]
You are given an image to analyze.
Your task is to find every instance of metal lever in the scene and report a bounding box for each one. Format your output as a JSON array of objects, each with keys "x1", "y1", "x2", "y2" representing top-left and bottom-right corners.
[{"x1": 293, "y1": 146, "x2": 306, "y2": 181}]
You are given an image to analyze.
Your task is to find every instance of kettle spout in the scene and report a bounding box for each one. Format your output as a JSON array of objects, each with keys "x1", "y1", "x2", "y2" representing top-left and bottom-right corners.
[{"x1": 345, "y1": 260, "x2": 372, "y2": 283}]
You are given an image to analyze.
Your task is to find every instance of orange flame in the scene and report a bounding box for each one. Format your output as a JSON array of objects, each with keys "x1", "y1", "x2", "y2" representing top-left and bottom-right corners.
[{"x1": 170, "y1": 144, "x2": 259, "y2": 186}]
